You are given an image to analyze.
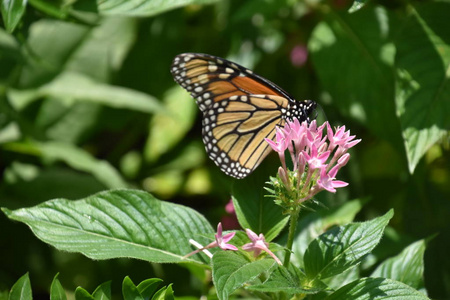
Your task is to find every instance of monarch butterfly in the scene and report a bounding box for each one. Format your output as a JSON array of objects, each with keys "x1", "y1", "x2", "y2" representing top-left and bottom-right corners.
[{"x1": 171, "y1": 53, "x2": 317, "y2": 179}]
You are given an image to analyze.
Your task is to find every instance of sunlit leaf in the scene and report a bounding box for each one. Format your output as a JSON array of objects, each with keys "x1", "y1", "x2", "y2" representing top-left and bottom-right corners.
[
  {"x1": 325, "y1": 277, "x2": 429, "y2": 299},
  {"x1": 50, "y1": 274, "x2": 67, "y2": 300},
  {"x1": 371, "y1": 239, "x2": 427, "y2": 290},
  {"x1": 9, "y1": 273, "x2": 32, "y2": 300},
  {"x1": 74, "y1": 287, "x2": 95, "y2": 300},
  {"x1": 348, "y1": 0, "x2": 368, "y2": 13},
  {"x1": 1, "y1": 0, "x2": 27, "y2": 33},
  {"x1": 232, "y1": 167, "x2": 289, "y2": 242},
  {"x1": 122, "y1": 277, "x2": 144, "y2": 300},
  {"x1": 75, "y1": 0, "x2": 220, "y2": 17},
  {"x1": 92, "y1": 281, "x2": 112, "y2": 300},
  {"x1": 35, "y1": 141, "x2": 128, "y2": 189},
  {"x1": 38, "y1": 72, "x2": 164, "y2": 113},
  {"x1": 2, "y1": 189, "x2": 214, "y2": 263},
  {"x1": 304, "y1": 210, "x2": 393, "y2": 281},
  {"x1": 291, "y1": 199, "x2": 366, "y2": 268},
  {"x1": 309, "y1": 7, "x2": 402, "y2": 150},
  {"x1": 394, "y1": 2, "x2": 450, "y2": 173},
  {"x1": 212, "y1": 251, "x2": 276, "y2": 300}
]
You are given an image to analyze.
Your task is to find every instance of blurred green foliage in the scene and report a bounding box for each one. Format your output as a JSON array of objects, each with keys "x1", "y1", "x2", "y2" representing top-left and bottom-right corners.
[{"x1": 0, "y1": 0, "x2": 449, "y2": 299}]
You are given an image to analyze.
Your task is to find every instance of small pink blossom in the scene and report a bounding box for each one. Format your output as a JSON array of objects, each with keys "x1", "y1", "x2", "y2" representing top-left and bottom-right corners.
[
  {"x1": 317, "y1": 165, "x2": 348, "y2": 193},
  {"x1": 184, "y1": 222, "x2": 237, "y2": 258},
  {"x1": 302, "y1": 144, "x2": 330, "y2": 170},
  {"x1": 290, "y1": 45, "x2": 308, "y2": 68},
  {"x1": 215, "y1": 222, "x2": 238, "y2": 251},
  {"x1": 242, "y1": 229, "x2": 282, "y2": 265}
]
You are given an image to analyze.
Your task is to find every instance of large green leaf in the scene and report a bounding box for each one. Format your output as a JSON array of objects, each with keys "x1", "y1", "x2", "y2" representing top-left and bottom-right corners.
[
  {"x1": 75, "y1": 0, "x2": 220, "y2": 17},
  {"x1": 303, "y1": 210, "x2": 393, "y2": 281},
  {"x1": 325, "y1": 277, "x2": 429, "y2": 300},
  {"x1": 17, "y1": 17, "x2": 138, "y2": 87},
  {"x1": 212, "y1": 251, "x2": 276, "y2": 300},
  {"x1": 394, "y1": 2, "x2": 450, "y2": 173},
  {"x1": 291, "y1": 199, "x2": 366, "y2": 268},
  {"x1": 1, "y1": 0, "x2": 27, "y2": 33},
  {"x1": 2, "y1": 189, "x2": 214, "y2": 263},
  {"x1": 309, "y1": 6, "x2": 402, "y2": 150},
  {"x1": 232, "y1": 168, "x2": 289, "y2": 242},
  {"x1": 371, "y1": 239, "x2": 426, "y2": 291}
]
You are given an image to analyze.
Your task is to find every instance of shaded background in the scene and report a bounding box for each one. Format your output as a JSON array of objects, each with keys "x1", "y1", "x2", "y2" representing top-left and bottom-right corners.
[{"x1": 0, "y1": 0, "x2": 449, "y2": 299}]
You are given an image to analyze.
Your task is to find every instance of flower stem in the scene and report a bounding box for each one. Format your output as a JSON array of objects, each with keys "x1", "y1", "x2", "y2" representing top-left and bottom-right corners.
[{"x1": 283, "y1": 207, "x2": 300, "y2": 267}]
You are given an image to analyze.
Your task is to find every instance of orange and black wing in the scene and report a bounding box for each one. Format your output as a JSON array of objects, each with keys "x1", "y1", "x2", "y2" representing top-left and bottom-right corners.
[
  {"x1": 170, "y1": 53, "x2": 296, "y2": 179},
  {"x1": 170, "y1": 53, "x2": 295, "y2": 112},
  {"x1": 202, "y1": 94, "x2": 289, "y2": 178}
]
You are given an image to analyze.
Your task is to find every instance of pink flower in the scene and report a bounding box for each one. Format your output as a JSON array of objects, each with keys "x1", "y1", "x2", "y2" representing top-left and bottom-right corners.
[
  {"x1": 302, "y1": 144, "x2": 330, "y2": 170},
  {"x1": 184, "y1": 222, "x2": 237, "y2": 258},
  {"x1": 265, "y1": 119, "x2": 359, "y2": 204},
  {"x1": 242, "y1": 229, "x2": 282, "y2": 265},
  {"x1": 215, "y1": 222, "x2": 238, "y2": 251},
  {"x1": 317, "y1": 165, "x2": 348, "y2": 193},
  {"x1": 265, "y1": 127, "x2": 289, "y2": 154},
  {"x1": 290, "y1": 45, "x2": 308, "y2": 68}
]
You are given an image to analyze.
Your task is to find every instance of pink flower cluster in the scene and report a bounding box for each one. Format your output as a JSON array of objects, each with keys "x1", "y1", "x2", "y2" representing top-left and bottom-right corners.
[{"x1": 265, "y1": 119, "x2": 360, "y2": 202}]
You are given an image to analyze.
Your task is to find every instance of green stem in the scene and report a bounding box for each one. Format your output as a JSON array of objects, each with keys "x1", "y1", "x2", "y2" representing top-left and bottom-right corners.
[{"x1": 283, "y1": 208, "x2": 300, "y2": 267}]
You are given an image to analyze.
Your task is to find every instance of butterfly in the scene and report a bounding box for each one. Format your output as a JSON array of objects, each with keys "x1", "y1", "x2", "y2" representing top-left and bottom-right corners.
[{"x1": 171, "y1": 53, "x2": 317, "y2": 179}]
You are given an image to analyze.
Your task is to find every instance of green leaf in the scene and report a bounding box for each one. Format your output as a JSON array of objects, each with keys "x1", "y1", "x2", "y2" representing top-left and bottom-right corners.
[
  {"x1": 75, "y1": 287, "x2": 95, "y2": 300},
  {"x1": 348, "y1": 0, "x2": 368, "y2": 13},
  {"x1": 17, "y1": 18, "x2": 138, "y2": 88},
  {"x1": 37, "y1": 72, "x2": 164, "y2": 113},
  {"x1": 247, "y1": 265, "x2": 326, "y2": 294},
  {"x1": 371, "y1": 239, "x2": 427, "y2": 290},
  {"x1": 212, "y1": 251, "x2": 276, "y2": 300},
  {"x1": 1, "y1": 0, "x2": 27, "y2": 33},
  {"x1": 35, "y1": 141, "x2": 127, "y2": 189},
  {"x1": 9, "y1": 273, "x2": 32, "y2": 300},
  {"x1": 292, "y1": 199, "x2": 366, "y2": 268},
  {"x1": 18, "y1": 19, "x2": 90, "y2": 88},
  {"x1": 2, "y1": 189, "x2": 215, "y2": 263},
  {"x1": 325, "y1": 277, "x2": 429, "y2": 300},
  {"x1": 394, "y1": 2, "x2": 450, "y2": 173},
  {"x1": 75, "y1": 0, "x2": 220, "y2": 17},
  {"x1": 304, "y1": 210, "x2": 393, "y2": 281},
  {"x1": 92, "y1": 281, "x2": 112, "y2": 300},
  {"x1": 309, "y1": 7, "x2": 402, "y2": 149},
  {"x1": 151, "y1": 285, "x2": 174, "y2": 300},
  {"x1": 137, "y1": 278, "x2": 163, "y2": 299},
  {"x1": 50, "y1": 274, "x2": 67, "y2": 300},
  {"x1": 122, "y1": 277, "x2": 144, "y2": 300},
  {"x1": 145, "y1": 86, "x2": 197, "y2": 162},
  {"x1": 232, "y1": 169, "x2": 289, "y2": 242}
]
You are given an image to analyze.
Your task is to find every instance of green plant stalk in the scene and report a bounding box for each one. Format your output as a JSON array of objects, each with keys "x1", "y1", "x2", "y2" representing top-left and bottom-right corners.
[{"x1": 283, "y1": 207, "x2": 300, "y2": 267}]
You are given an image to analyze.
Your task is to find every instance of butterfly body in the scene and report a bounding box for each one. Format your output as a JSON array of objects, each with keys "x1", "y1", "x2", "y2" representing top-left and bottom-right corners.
[{"x1": 171, "y1": 53, "x2": 316, "y2": 179}]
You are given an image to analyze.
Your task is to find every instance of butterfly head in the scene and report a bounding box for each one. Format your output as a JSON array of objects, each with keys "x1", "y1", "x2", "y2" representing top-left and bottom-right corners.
[{"x1": 286, "y1": 99, "x2": 317, "y2": 123}]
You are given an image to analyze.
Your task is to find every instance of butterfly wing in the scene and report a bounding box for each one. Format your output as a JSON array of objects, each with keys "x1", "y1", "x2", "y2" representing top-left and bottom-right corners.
[
  {"x1": 202, "y1": 94, "x2": 289, "y2": 178},
  {"x1": 170, "y1": 53, "x2": 303, "y2": 179},
  {"x1": 171, "y1": 53, "x2": 295, "y2": 112}
]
